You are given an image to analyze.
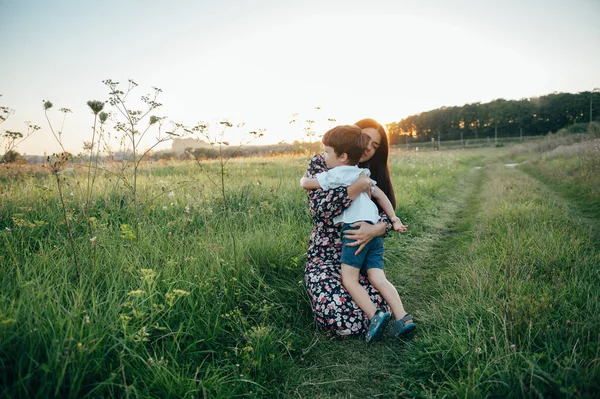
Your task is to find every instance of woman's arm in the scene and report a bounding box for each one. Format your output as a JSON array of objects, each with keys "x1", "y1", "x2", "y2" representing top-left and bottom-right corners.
[
  {"x1": 305, "y1": 155, "x2": 371, "y2": 222},
  {"x1": 347, "y1": 174, "x2": 372, "y2": 200}
]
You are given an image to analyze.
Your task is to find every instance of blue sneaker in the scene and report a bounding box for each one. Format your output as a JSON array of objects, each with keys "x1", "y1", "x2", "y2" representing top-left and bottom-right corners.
[
  {"x1": 365, "y1": 310, "x2": 391, "y2": 343},
  {"x1": 392, "y1": 313, "x2": 416, "y2": 338}
]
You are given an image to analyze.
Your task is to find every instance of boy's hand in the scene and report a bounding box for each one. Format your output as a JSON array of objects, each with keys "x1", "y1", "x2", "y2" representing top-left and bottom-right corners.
[{"x1": 391, "y1": 216, "x2": 408, "y2": 233}]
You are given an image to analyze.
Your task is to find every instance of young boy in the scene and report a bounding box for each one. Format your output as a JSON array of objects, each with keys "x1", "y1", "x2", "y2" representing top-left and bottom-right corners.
[{"x1": 300, "y1": 125, "x2": 415, "y2": 342}]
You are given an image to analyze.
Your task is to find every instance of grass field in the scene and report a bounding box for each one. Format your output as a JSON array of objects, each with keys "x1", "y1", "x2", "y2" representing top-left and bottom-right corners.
[{"x1": 1, "y1": 135, "x2": 599, "y2": 398}]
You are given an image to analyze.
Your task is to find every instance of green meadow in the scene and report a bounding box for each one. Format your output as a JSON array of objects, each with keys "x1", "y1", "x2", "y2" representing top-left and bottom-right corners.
[{"x1": 1, "y1": 134, "x2": 599, "y2": 398}]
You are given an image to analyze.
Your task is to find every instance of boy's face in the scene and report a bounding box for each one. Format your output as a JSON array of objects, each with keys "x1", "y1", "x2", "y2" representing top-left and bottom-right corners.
[{"x1": 323, "y1": 146, "x2": 346, "y2": 169}]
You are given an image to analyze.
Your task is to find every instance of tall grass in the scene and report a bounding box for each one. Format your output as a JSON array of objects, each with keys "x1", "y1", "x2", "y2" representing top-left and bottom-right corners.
[
  {"x1": 520, "y1": 138, "x2": 600, "y2": 220},
  {"x1": 396, "y1": 161, "x2": 600, "y2": 397},
  {"x1": 1, "y1": 141, "x2": 599, "y2": 397},
  {"x1": 0, "y1": 156, "x2": 309, "y2": 397}
]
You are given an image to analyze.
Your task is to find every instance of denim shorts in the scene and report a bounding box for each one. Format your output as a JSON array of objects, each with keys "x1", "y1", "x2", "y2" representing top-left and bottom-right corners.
[{"x1": 340, "y1": 223, "x2": 384, "y2": 271}]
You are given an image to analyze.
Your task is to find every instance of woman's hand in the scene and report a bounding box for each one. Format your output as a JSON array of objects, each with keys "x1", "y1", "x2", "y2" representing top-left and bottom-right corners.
[
  {"x1": 346, "y1": 173, "x2": 373, "y2": 200},
  {"x1": 344, "y1": 221, "x2": 387, "y2": 255}
]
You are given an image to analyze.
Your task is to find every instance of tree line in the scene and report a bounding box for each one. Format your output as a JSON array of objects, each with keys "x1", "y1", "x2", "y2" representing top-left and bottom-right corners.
[{"x1": 386, "y1": 90, "x2": 600, "y2": 144}]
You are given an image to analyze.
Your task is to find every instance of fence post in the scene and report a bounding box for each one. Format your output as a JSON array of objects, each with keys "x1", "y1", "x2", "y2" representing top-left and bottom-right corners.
[{"x1": 495, "y1": 122, "x2": 498, "y2": 145}]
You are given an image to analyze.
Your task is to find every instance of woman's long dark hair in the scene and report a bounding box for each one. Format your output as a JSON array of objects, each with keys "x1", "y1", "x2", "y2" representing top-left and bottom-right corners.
[{"x1": 355, "y1": 118, "x2": 396, "y2": 212}]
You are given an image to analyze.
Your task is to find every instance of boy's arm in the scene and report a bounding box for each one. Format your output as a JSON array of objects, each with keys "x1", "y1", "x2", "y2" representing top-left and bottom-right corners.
[
  {"x1": 371, "y1": 186, "x2": 396, "y2": 220},
  {"x1": 372, "y1": 186, "x2": 408, "y2": 232},
  {"x1": 300, "y1": 176, "x2": 322, "y2": 190}
]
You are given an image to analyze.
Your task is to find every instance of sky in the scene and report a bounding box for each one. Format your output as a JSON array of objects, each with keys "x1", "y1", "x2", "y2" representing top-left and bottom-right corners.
[{"x1": 1, "y1": 0, "x2": 599, "y2": 155}]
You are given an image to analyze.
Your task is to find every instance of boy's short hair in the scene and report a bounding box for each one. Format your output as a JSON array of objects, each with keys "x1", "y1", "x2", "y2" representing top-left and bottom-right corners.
[{"x1": 322, "y1": 125, "x2": 370, "y2": 165}]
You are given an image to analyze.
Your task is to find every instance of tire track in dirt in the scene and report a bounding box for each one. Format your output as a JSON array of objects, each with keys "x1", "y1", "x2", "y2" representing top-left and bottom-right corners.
[{"x1": 520, "y1": 166, "x2": 600, "y2": 251}]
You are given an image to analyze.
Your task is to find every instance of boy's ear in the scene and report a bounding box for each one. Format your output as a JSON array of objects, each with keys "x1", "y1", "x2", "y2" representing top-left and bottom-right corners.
[{"x1": 339, "y1": 152, "x2": 349, "y2": 163}]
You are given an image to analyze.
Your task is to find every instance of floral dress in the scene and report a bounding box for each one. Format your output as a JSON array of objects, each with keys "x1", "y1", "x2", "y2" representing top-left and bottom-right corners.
[{"x1": 304, "y1": 154, "x2": 392, "y2": 337}]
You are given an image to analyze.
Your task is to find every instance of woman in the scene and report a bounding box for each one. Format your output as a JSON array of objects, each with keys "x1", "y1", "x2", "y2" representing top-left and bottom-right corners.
[{"x1": 304, "y1": 118, "x2": 397, "y2": 337}]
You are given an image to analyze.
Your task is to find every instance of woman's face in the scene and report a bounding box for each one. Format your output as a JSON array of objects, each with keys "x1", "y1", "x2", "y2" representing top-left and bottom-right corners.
[{"x1": 360, "y1": 128, "x2": 381, "y2": 163}]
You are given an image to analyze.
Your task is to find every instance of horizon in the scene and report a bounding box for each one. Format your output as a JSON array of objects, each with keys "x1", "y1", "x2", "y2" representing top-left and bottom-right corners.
[
  {"x1": 1, "y1": 0, "x2": 599, "y2": 155},
  {"x1": 10, "y1": 88, "x2": 600, "y2": 158}
]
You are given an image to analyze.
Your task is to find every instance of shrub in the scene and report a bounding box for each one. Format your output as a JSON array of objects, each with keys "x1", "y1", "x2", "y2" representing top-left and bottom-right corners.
[{"x1": 1, "y1": 150, "x2": 26, "y2": 164}]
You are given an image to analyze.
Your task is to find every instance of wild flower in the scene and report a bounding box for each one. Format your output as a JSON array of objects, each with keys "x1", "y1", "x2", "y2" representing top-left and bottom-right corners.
[
  {"x1": 127, "y1": 290, "x2": 146, "y2": 297},
  {"x1": 246, "y1": 325, "x2": 271, "y2": 339},
  {"x1": 147, "y1": 356, "x2": 168, "y2": 366},
  {"x1": 490, "y1": 336, "x2": 496, "y2": 343},
  {"x1": 133, "y1": 326, "x2": 149, "y2": 342},
  {"x1": 157, "y1": 356, "x2": 168, "y2": 366},
  {"x1": 168, "y1": 191, "x2": 175, "y2": 198},
  {"x1": 510, "y1": 344, "x2": 516, "y2": 350},
  {"x1": 139, "y1": 268, "x2": 157, "y2": 283},
  {"x1": 165, "y1": 289, "x2": 190, "y2": 306},
  {"x1": 87, "y1": 100, "x2": 105, "y2": 115},
  {"x1": 120, "y1": 224, "x2": 136, "y2": 241},
  {"x1": 475, "y1": 347, "x2": 482, "y2": 354},
  {"x1": 152, "y1": 303, "x2": 165, "y2": 312}
]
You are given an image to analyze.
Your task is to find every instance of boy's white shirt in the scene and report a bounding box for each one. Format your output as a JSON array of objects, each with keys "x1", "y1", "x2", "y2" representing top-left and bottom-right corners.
[{"x1": 315, "y1": 165, "x2": 380, "y2": 225}]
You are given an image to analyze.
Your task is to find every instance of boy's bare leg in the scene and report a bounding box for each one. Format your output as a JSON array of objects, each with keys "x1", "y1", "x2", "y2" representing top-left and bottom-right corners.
[
  {"x1": 341, "y1": 264, "x2": 377, "y2": 319},
  {"x1": 366, "y1": 268, "x2": 412, "y2": 322}
]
